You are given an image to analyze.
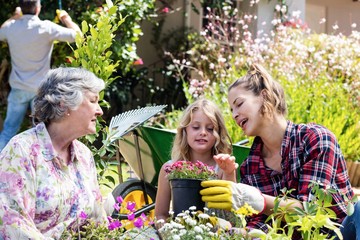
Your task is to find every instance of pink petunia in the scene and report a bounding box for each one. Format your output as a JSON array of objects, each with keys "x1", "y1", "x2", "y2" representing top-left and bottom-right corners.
[
  {"x1": 134, "y1": 217, "x2": 144, "y2": 228},
  {"x1": 127, "y1": 201, "x2": 136, "y2": 212},
  {"x1": 127, "y1": 212, "x2": 135, "y2": 221},
  {"x1": 108, "y1": 220, "x2": 122, "y2": 230}
]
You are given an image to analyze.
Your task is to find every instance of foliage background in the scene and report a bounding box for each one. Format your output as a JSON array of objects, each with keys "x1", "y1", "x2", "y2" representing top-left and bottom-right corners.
[{"x1": 160, "y1": 2, "x2": 360, "y2": 161}]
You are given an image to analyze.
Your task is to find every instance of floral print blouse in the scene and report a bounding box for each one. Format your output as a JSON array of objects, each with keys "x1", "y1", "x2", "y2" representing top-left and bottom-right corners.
[{"x1": 0, "y1": 122, "x2": 107, "y2": 239}]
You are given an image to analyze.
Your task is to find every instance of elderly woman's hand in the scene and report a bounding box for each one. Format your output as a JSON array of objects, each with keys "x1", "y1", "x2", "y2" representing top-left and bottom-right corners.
[{"x1": 213, "y1": 153, "x2": 238, "y2": 176}]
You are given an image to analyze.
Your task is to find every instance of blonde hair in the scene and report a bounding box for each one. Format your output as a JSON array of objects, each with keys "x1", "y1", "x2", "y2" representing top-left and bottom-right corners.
[
  {"x1": 229, "y1": 64, "x2": 287, "y2": 117},
  {"x1": 171, "y1": 98, "x2": 232, "y2": 161}
]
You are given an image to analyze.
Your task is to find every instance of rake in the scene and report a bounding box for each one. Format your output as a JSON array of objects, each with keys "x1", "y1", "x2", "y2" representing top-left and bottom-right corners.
[{"x1": 107, "y1": 105, "x2": 167, "y2": 143}]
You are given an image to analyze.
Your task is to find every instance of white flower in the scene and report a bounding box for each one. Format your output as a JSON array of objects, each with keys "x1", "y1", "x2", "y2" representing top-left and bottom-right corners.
[
  {"x1": 173, "y1": 235, "x2": 181, "y2": 240},
  {"x1": 292, "y1": 11, "x2": 301, "y2": 18},
  {"x1": 194, "y1": 226, "x2": 203, "y2": 234},
  {"x1": 198, "y1": 213, "x2": 210, "y2": 219},
  {"x1": 189, "y1": 206, "x2": 197, "y2": 211}
]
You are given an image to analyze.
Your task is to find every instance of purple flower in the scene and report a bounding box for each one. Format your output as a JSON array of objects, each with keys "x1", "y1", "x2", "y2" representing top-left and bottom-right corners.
[
  {"x1": 108, "y1": 220, "x2": 121, "y2": 230},
  {"x1": 127, "y1": 201, "x2": 136, "y2": 212},
  {"x1": 127, "y1": 212, "x2": 135, "y2": 221},
  {"x1": 134, "y1": 217, "x2": 143, "y2": 228},
  {"x1": 113, "y1": 203, "x2": 120, "y2": 211},
  {"x1": 79, "y1": 211, "x2": 87, "y2": 219},
  {"x1": 116, "y1": 196, "x2": 124, "y2": 204}
]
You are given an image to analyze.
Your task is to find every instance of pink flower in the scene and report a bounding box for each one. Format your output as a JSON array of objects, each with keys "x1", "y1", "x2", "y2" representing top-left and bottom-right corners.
[
  {"x1": 127, "y1": 201, "x2": 136, "y2": 212},
  {"x1": 116, "y1": 196, "x2": 124, "y2": 204},
  {"x1": 133, "y1": 58, "x2": 143, "y2": 65},
  {"x1": 134, "y1": 217, "x2": 143, "y2": 228},
  {"x1": 127, "y1": 212, "x2": 135, "y2": 221},
  {"x1": 108, "y1": 220, "x2": 122, "y2": 230},
  {"x1": 113, "y1": 203, "x2": 120, "y2": 211},
  {"x1": 162, "y1": 7, "x2": 169, "y2": 13},
  {"x1": 79, "y1": 211, "x2": 88, "y2": 219}
]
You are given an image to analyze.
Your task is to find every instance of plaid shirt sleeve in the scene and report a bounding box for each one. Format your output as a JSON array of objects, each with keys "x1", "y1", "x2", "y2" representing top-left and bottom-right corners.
[{"x1": 296, "y1": 123, "x2": 353, "y2": 221}]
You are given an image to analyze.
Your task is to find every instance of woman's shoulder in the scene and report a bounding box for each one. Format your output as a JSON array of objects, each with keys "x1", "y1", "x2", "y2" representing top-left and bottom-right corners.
[{"x1": 289, "y1": 121, "x2": 336, "y2": 139}]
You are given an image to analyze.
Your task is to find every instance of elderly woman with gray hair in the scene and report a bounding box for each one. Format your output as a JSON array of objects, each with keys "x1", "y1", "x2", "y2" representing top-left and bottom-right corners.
[{"x1": 0, "y1": 67, "x2": 107, "y2": 239}]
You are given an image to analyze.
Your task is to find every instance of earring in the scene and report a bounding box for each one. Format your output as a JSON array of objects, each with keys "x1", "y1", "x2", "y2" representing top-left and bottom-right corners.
[{"x1": 67, "y1": 113, "x2": 70, "y2": 116}]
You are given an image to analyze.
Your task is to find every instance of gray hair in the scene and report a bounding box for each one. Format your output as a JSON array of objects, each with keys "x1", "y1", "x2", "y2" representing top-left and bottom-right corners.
[{"x1": 34, "y1": 67, "x2": 105, "y2": 123}]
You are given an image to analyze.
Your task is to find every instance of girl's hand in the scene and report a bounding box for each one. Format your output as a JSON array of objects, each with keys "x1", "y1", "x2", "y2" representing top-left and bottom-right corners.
[{"x1": 213, "y1": 153, "x2": 238, "y2": 175}]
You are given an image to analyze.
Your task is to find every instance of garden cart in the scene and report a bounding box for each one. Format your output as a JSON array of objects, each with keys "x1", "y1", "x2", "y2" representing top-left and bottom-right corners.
[{"x1": 107, "y1": 105, "x2": 250, "y2": 221}]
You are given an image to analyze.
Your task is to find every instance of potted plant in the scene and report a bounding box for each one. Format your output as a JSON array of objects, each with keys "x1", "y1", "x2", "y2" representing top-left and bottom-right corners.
[{"x1": 164, "y1": 160, "x2": 218, "y2": 216}]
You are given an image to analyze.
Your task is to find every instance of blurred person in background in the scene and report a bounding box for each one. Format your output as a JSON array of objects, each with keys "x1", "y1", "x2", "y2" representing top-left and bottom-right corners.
[{"x1": 0, "y1": 0, "x2": 81, "y2": 151}]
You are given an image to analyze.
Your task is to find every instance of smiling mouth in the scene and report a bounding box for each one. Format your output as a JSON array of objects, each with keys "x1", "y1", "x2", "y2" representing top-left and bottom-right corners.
[{"x1": 239, "y1": 118, "x2": 248, "y2": 128}]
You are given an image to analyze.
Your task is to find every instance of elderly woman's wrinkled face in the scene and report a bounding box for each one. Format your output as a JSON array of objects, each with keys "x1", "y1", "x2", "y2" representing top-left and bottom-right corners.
[{"x1": 68, "y1": 91, "x2": 103, "y2": 137}]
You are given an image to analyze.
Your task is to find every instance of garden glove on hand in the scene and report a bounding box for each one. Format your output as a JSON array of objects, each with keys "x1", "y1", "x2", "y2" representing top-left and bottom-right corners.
[{"x1": 200, "y1": 180, "x2": 265, "y2": 213}]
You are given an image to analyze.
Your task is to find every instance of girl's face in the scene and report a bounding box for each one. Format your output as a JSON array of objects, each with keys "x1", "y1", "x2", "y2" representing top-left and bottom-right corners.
[
  {"x1": 228, "y1": 85, "x2": 264, "y2": 136},
  {"x1": 185, "y1": 109, "x2": 216, "y2": 155}
]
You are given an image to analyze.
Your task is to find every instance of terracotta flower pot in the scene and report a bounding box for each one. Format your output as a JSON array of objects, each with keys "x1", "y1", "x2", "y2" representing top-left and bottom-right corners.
[{"x1": 170, "y1": 178, "x2": 205, "y2": 217}]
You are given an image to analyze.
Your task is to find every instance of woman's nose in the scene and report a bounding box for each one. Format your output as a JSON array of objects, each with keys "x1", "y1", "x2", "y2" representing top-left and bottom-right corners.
[
  {"x1": 232, "y1": 110, "x2": 238, "y2": 120},
  {"x1": 96, "y1": 104, "x2": 103, "y2": 116}
]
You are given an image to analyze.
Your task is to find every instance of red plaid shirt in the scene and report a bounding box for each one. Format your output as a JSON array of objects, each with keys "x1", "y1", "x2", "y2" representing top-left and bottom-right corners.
[{"x1": 240, "y1": 121, "x2": 353, "y2": 234}]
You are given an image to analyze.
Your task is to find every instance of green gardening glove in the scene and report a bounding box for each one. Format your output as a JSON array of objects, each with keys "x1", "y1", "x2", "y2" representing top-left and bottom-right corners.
[{"x1": 200, "y1": 180, "x2": 265, "y2": 213}]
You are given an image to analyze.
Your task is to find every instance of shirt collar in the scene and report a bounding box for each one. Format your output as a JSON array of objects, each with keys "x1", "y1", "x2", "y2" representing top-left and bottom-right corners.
[
  {"x1": 281, "y1": 120, "x2": 293, "y2": 158},
  {"x1": 21, "y1": 15, "x2": 40, "y2": 21},
  {"x1": 35, "y1": 122, "x2": 77, "y2": 164}
]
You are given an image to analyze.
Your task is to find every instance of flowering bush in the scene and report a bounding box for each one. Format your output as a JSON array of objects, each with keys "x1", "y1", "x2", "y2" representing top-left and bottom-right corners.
[
  {"x1": 164, "y1": 160, "x2": 218, "y2": 180},
  {"x1": 162, "y1": 1, "x2": 360, "y2": 161}
]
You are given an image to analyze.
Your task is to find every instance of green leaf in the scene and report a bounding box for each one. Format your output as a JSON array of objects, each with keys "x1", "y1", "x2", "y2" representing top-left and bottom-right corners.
[
  {"x1": 347, "y1": 202, "x2": 355, "y2": 216},
  {"x1": 81, "y1": 20, "x2": 89, "y2": 34},
  {"x1": 108, "y1": 5, "x2": 117, "y2": 15}
]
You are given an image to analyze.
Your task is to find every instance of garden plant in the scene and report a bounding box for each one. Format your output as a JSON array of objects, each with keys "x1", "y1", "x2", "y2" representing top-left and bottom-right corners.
[
  {"x1": 162, "y1": 1, "x2": 360, "y2": 163},
  {"x1": 0, "y1": 0, "x2": 359, "y2": 238}
]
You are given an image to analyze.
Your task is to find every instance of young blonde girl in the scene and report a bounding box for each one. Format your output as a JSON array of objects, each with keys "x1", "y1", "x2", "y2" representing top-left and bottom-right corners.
[{"x1": 155, "y1": 98, "x2": 238, "y2": 223}]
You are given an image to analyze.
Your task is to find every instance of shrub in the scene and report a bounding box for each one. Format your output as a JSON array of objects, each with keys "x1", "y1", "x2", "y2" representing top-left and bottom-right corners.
[{"x1": 163, "y1": 2, "x2": 360, "y2": 160}]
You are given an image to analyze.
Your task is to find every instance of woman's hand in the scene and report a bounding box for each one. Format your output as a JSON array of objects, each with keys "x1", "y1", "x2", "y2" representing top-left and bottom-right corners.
[{"x1": 213, "y1": 153, "x2": 238, "y2": 175}]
